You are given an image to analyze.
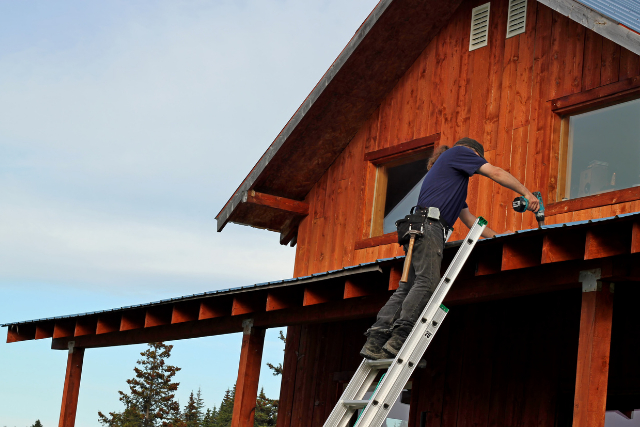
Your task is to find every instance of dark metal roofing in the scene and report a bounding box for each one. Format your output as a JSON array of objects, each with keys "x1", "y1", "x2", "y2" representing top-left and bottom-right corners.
[
  {"x1": 4, "y1": 211, "x2": 640, "y2": 328},
  {"x1": 577, "y1": 0, "x2": 640, "y2": 33}
]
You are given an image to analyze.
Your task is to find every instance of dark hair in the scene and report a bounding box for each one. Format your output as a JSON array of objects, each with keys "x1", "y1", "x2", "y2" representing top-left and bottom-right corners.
[
  {"x1": 454, "y1": 137, "x2": 484, "y2": 158},
  {"x1": 426, "y1": 145, "x2": 449, "y2": 171}
]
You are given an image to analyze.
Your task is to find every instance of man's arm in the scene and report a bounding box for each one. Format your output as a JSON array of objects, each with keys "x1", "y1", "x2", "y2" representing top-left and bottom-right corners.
[
  {"x1": 477, "y1": 163, "x2": 539, "y2": 212},
  {"x1": 459, "y1": 208, "x2": 497, "y2": 238}
]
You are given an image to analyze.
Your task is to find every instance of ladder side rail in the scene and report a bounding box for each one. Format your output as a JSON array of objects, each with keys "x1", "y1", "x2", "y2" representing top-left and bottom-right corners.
[
  {"x1": 323, "y1": 360, "x2": 379, "y2": 427},
  {"x1": 354, "y1": 219, "x2": 486, "y2": 427}
]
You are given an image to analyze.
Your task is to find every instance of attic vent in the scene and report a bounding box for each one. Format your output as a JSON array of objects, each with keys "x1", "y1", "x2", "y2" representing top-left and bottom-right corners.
[
  {"x1": 506, "y1": 0, "x2": 527, "y2": 38},
  {"x1": 469, "y1": 3, "x2": 491, "y2": 51}
]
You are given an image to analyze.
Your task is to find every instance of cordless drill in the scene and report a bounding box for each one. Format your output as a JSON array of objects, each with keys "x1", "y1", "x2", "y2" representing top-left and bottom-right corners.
[{"x1": 512, "y1": 191, "x2": 545, "y2": 226}]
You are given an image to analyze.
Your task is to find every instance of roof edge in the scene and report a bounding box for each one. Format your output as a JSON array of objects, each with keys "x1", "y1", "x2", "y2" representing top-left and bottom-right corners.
[
  {"x1": 539, "y1": 0, "x2": 640, "y2": 56},
  {"x1": 215, "y1": 0, "x2": 394, "y2": 232}
]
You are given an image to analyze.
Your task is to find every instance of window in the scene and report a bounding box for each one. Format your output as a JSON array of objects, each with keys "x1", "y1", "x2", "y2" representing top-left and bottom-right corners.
[
  {"x1": 559, "y1": 98, "x2": 640, "y2": 201},
  {"x1": 372, "y1": 151, "x2": 431, "y2": 236}
]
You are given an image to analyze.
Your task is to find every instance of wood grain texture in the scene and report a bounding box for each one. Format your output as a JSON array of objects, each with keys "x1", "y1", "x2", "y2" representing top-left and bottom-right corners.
[
  {"x1": 291, "y1": 0, "x2": 640, "y2": 274},
  {"x1": 59, "y1": 347, "x2": 85, "y2": 427},
  {"x1": 231, "y1": 326, "x2": 265, "y2": 427}
]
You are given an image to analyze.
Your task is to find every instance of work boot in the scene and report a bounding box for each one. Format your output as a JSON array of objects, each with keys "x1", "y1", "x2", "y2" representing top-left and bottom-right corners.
[
  {"x1": 382, "y1": 327, "x2": 411, "y2": 358},
  {"x1": 359, "y1": 330, "x2": 391, "y2": 360}
]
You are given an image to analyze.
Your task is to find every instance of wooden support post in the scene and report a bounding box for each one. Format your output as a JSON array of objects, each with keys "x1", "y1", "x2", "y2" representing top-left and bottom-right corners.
[
  {"x1": 231, "y1": 319, "x2": 266, "y2": 427},
  {"x1": 572, "y1": 269, "x2": 614, "y2": 427},
  {"x1": 59, "y1": 342, "x2": 85, "y2": 427}
]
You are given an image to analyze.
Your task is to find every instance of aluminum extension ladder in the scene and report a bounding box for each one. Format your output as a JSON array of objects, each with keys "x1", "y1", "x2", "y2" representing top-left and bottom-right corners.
[{"x1": 323, "y1": 217, "x2": 488, "y2": 427}]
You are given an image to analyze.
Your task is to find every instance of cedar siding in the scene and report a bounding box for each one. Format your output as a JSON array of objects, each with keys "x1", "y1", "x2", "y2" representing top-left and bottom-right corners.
[{"x1": 293, "y1": 0, "x2": 640, "y2": 278}]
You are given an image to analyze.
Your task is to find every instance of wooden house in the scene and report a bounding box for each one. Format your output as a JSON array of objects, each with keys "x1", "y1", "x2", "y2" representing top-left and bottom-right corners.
[{"x1": 5, "y1": 0, "x2": 640, "y2": 426}]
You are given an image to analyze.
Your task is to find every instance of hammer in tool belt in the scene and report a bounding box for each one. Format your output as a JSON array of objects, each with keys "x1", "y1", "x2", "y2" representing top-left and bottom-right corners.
[
  {"x1": 400, "y1": 228, "x2": 422, "y2": 283},
  {"x1": 399, "y1": 207, "x2": 441, "y2": 283}
]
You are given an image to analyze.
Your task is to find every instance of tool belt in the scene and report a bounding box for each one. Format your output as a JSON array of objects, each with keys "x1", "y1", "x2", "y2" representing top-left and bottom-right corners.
[{"x1": 395, "y1": 206, "x2": 450, "y2": 245}]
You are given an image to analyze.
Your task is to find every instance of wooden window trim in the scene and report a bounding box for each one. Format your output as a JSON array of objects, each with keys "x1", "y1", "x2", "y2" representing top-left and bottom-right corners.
[
  {"x1": 551, "y1": 76, "x2": 640, "y2": 216},
  {"x1": 551, "y1": 75, "x2": 640, "y2": 116},
  {"x1": 358, "y1": 134, "x2": 439, "y2": 249}
]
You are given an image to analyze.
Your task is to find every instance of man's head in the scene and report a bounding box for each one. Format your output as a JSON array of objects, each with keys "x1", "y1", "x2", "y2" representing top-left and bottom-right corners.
[{"x1": 454, "y1": 137, "x2": 484, "y2": 159}]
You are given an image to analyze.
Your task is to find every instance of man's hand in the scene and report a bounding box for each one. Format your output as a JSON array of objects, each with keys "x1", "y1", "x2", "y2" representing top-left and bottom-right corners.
[
  {"x1": 524, "y1": 192, "x2": 540, "y2": 213},
  {"x1": 478, "y1": 163, "x2": 539, "y2": 213}
]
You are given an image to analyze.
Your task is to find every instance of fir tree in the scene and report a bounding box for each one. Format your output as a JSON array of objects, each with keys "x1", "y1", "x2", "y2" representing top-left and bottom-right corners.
[
  {"x1": 265, "y1": 331, "x2": 286, "y2": 376},
  {"x1": 99, "y1": 342, "x2": 182, "y2": 427},
  {"x1": 183, "y1": 391, "x2": 200, "y2": 427},
  {"x1": 31, "y1": 421, "x2": 44, "y2": 427},
  {"x1": 214, "y1": 386, "x2": 235, "y2": 427},
  {"x1": 254, "y1": 388, "x2": 278, "y2": 427},
  {"x1": 202, "y1": 407, "x2": 217, "y2": 427},
  {"x1": 195, "y1": 388, "x2": 205, "y2": 424}
]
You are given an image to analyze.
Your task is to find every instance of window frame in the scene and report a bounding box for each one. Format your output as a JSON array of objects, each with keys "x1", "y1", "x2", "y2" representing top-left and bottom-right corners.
[
  {"x1": 356, "y1": 134, "x2": 439, "y2": 250},
  {"x1": 548, "y1": 76, "x2": 640, "y2": 216}
]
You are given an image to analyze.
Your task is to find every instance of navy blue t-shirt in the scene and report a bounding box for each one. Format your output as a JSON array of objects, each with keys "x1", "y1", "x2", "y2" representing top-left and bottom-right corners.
[{"x1": 417, "y1": 146, "x2": 487, "y2": 227}]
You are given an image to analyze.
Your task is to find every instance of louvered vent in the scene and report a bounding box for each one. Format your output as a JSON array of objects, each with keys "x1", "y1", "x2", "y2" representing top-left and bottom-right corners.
[
  {"x1": 469, "y1": 3, "x2": 491, "y2": 51},
  {"x1": 506, "y1": 0, "x2": 527, "y2": 38}
]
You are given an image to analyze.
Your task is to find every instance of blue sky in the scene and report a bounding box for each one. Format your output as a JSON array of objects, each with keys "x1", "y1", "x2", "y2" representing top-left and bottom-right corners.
[{"x1": 0, "y1": 1, "x2": 379, "y2": 425}]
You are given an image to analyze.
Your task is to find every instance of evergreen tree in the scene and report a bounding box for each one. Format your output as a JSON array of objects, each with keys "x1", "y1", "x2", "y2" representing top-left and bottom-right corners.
[
  {"x1": 254, "y1": 388, "x2": 278, "y2": 427},
  {"x1": 195, "y1": 388, "x2": 205, "y2": 425},
  {"x1": 31, "y1": 421, "x2": 44, "y2": 427},
  {"x1": 99, "y1": 342, "x2": 182, "y2": 427},
  {"x1": 183, "y1": 391, "x2": 199, "y2": 427},
  {"x1": 214, "y1": 386, "x2": 235, "y2": 427},
  {"x1": 265, "y1": 331, "x2": 286, "y2": 376},
  {"x1": 202, "y1": 407, "x2": 217, "y2": 427}
]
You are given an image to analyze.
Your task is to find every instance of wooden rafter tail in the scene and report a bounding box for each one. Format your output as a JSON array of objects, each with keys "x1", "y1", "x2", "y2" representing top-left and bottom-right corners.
[
  {"x1": 199, "y1": 300, "x2": 230, "y2": 320},
  {"x1": 96, "y1": 315, "x2": 120, "y2": 334},
  {"x1": 74, "y1": 318, "x2": 97, "y2": 337},
  {"x1": 242, "y1": 190, "x2": 309, "y2": 216},
  {"x1": 231, "y1": 294, "x2": 267, "y2": 316},
  {"x1": 584, "y1": 223, "x2": 632, "y2": 260},
  {"x1": 542, "y1": 230, "x2": 586, "y2": 264},
  {"x1": 35, "y1": 323, "x2": 55, "y2": 340},
  {"x1": 388, "y1": 266, "x2": 402, "y2": 291},
  {"x1": 280, "y1": 216, "x2": 302, "y2": 246},
  {"x1": 6, "y1": 324, "x2": 36, "y2": 343},
  {"x1": 53, "y1": 321, "x2": 75, "y2": 339},
  {"x1": 144, "y1": 307, "x2": 172, "y2": 328},
  {"x1": 171, "y1": 302, "x2": 199, "y2": 324},
  {"x1": 120, "y1": 311, "x2": 145, "y2": 331},
  {"x1": 344, "y1": 279, "x2": 371, "y2": 299},
  {"x1": 266, "y1": 290, "x2": 302, "y2": 312},
  {"x1": 501, "y1": 237, "x2": 544, "y2": 271}
]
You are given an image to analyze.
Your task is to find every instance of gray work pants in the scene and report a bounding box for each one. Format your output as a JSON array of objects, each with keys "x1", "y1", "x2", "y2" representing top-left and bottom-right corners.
[{"x1": 367, "y1": 220, "x2": 445, "y2": 337}]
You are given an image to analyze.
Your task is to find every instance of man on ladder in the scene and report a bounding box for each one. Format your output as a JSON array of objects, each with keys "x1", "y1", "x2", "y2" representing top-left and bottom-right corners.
[{"x1": 360, "y1": 137, "x2": 540, "y2": 360}]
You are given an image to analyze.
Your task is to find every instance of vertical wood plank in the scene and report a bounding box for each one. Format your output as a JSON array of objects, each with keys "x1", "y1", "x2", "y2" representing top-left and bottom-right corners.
[
  {"x1": 600, "y1": 37, "x2": 621, "y2": 86},
  {"x1": 582, "y1": 30, "x2": 603, "y2": 91},
  {"x1": 276, "y1": 325, "x2": 302, "y2": 427}
]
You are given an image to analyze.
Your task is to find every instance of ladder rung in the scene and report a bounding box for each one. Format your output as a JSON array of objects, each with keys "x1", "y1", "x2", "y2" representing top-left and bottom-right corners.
[
  {"x1": 364, "y1": 358, "x2": 394, "y2": 369},
  {"x1": 342, "y1": 400, "x2": 368, "y2": 409}
]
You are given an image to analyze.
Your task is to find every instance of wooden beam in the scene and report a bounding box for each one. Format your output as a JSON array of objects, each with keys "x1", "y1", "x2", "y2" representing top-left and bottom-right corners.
[
  {"x1": 364, "y1": 134, "x2": 440, "y2": 164},
  {"x1": 501, "y1": 238, "x2": 543, "y2": 271},
  {"x1": 74, "y1": 319, "x2": 97, "y2": 337},
  {"x1": 542, "y1": 230, "x2": 586, "y2": 264},
  {"x1": 355, "y1": 233, "x2": 398, "y2": 250},
  {"x1": 6, "y1": 324, "x2": 35, "y2": 343},
  {"x1": 53, "y1": 322, "x2": 75, "y2": 339},
  {"x1": 546, "y1": 186, "x2": 640, "y2": 216},
  {"x1": 389, "y1": 266, "x2": 402, "y2": 291},
  {"x1": 266, "y1": 290, "x2": 303, "y2": 312},
  {"x1": 585, "y1": 224, "x2": 631, "y2": 260},
  {"x1": 242, "y1": 190, "x2": 309, "y2": 216},
  {"x1": 475, "y1": 244, "x2": 503, "y2": 276},
  {"x1": 631, "y1": 222, "x2": 640, "y2": 253},
  {"x1": 551, "y1": 76, "x2": 640, "y2": 115},
  {"x1": 231, "y1": 320, "x2": 265, "y2": 427},
  {"x1": 280, "y1": 216, "x2": 302, "y2": 246},
  {"x1": 572, "y1": 278, "x2": 614, "y2": 427},
  {"x1": 120, "y1": 312, "x2": 145, "y2": 331},
  {"x1": 232, "y1": 295, "x2": 266, "y2": 316},
  {"x1": 199, "y1": 300, "x2": 231, "y2": 320},
  {"x1": 35, "y1": 323, "x2": 54, "y2": 340},
  {"x1": 344, "y1": 279, "x2": 371, "y2": 299},
  {"x1": 171, "y1": 303, "x2": 199, "y2": 324},
  {"x1": 96, "y1": 316, "x2": 120, "y2": 335},
  {"x1": 144, "y1": 308, "x2": 172, "y2": 328},
  {"x1": 58, "y1": 344, "x2": 84, "y2": 427}
]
